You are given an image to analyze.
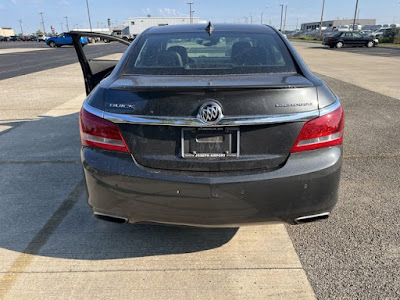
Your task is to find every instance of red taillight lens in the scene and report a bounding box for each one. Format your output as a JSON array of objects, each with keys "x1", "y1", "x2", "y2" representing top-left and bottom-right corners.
[
  {"x1": 79, "y1": 107, "x2": 129, "y2": 153},
  {"x1": 290, "y1": 105, "x2": 344, "y2": 153}
]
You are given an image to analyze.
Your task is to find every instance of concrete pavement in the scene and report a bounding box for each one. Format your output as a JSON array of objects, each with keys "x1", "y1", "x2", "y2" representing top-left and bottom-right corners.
[
  {"x1": 0, "y1": 55, "x2": 315, "y2": 299},
  {"x1": 292, "y1": 41, "x2": 400, "y2": 100}
]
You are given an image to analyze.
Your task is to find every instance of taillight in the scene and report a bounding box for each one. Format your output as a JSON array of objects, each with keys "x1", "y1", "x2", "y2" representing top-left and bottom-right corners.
[
  {"x1": 79, "y1": 107, "x2": 129, "y2": 153},
  {"x1": 290, "y1": 105, "x2": 344, "y2": 153}
]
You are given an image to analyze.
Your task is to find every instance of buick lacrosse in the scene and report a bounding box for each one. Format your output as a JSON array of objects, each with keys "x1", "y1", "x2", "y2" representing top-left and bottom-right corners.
[{"x1": 71, "y1": 23, "x2": 344, "y2": 226}]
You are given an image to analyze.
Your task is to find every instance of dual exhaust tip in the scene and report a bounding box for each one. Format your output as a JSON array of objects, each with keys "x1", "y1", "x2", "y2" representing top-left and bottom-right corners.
[
  {"x1": 94, "y1": 211, "x2": 330, "y2": 225},
  {"x1": 94, "y1": 212, "x2": 128, "y2": 224},
  {"x1": 294, "y1": 212, "x2": 330, "y2": 224}
]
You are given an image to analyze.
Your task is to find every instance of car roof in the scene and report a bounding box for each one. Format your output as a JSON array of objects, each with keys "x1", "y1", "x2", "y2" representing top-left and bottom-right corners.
[{"x1": 144, "y1": 23, "x2": 276, "y2": 34}]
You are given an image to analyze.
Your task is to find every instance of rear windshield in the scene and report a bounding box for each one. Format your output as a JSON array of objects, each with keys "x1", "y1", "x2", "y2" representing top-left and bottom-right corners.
[{"x1": 123, "y1": 31, "x2": 297, "y2": 75}]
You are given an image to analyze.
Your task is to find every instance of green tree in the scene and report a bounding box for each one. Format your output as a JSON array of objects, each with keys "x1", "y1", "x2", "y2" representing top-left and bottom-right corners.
[{"x1": 36, "y1": 29, "x2": 43, "y2": 35}]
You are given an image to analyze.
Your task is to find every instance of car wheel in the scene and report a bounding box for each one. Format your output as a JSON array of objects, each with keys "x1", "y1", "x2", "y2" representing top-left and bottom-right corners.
[
  {"x1": 103, "y1": 38, "x2": 110, "y2": 43},
  {"x1": 49, "y1": 41, "x2": 56, "y2": 48},
  {"x1": 367, "y1": 41, "x2": 374, "y2": 48},
  {"x1": 336, "y1": 41, "x2": 343, "y2": 48}
]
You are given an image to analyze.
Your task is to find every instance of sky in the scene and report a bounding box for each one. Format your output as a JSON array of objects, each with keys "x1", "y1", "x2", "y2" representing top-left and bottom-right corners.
[{"x1": 1, "y1": 0, "x2": 400, "y2": 34}]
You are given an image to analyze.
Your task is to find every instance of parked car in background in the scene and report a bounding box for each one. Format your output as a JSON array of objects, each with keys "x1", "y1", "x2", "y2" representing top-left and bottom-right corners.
[
  {"x1": 37, "y1": 34, "x2": 48, "y2": 42},
  {"x1": 372, "y1": 28, "x2": 393, "y2": 38},
  {"x1": 323, "y1": 31, "x2": 377, "y2": 48},
  {"x1": 21, "y1": 35, "x2": 32, "y2": 41},
  {"x1": 71, "y1": 24, "x2": 345, "y2": 227},
  {"x1": 46, "y1": 32, "x2": 88, "y2": 47},
  {"x1": 9, "y1": 36, "x2": 21, "y2": 41}
]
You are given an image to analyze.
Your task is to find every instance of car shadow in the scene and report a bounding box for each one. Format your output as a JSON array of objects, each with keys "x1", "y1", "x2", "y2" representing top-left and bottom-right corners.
[{"x1": 0, "y1": 112, "x2": 238, "y2": 261}]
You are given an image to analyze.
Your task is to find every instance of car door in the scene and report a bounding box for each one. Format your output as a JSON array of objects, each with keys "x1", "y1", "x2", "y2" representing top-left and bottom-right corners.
[
  {"x1": 342, "y1": 32, "x2": 354, "y2": 46},
  {"x1": 352, "y1": 32, "x2": 364, "y2": 46},
  {"x1": 71, "y1": 31, "x2": 131, "y2": 95},
  {"x1": 63, "y1": 32, "x2": 73, "y2": 45}
]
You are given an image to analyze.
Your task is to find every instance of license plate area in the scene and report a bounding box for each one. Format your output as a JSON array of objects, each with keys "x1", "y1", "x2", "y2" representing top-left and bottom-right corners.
[{"x1": 181, "y1": 128, "x2": 240, "y2": 158}]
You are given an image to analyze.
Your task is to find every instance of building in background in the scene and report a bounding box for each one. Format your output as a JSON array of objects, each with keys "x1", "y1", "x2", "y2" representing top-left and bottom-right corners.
[
  {"x1": 301, "y1": 19, "x2": 376, "y2": 31},
  {"x1": 0, "y1": 27, "x2": 15, "y2": 37},
  {"x1": 122, "y1": 16, "x2": 207, "y2": 39}
]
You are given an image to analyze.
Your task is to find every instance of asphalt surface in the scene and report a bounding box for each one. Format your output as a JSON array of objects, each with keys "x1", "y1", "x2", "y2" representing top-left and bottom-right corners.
[
  {"x1": 287, "y1": 74, "x2": 400, "y2": 299},
  {"x1": 0, "y1": 42, "x2": 399, "y2": 299},
  {"x1": 0, "y1": 42, "x2": 127, "y2": 80},
  {"x1": 308, "y1": 43, "x2": 400, "y2": 57}
]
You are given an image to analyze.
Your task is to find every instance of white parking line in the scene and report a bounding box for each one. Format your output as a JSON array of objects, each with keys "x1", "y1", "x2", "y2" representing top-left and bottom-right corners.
[{"x1": 0, "y1": 48, "x2": 52, "y2": 55}]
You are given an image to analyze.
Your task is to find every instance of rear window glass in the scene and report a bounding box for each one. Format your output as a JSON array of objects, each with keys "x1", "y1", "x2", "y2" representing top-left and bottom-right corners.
[{"x1": 123, "y1": 32, "x2": 297, "y2": 75}]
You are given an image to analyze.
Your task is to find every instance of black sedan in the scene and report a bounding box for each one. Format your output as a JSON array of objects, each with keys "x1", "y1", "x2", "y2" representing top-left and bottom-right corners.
[
  {"x1": 323, "y1": 31, "x2": 378, "y2": 48},
  {"x1": 71, "y1": 24, "x2": 344, "y2": 226}
]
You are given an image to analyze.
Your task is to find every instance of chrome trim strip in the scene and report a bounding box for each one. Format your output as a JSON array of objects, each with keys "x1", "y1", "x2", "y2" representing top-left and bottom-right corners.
[
  {"x1": 294, "y1": 212, "x2": 330, "y2": 223},
  {"x1": 319, "y1": 96, "x2": 341, "y2": 116},
  {"x1": 83, "y1": 101, "x2": 104, "y2": 118},
  {"x1": 82, "y1": 97, "x2": 340, "y2": 127}
]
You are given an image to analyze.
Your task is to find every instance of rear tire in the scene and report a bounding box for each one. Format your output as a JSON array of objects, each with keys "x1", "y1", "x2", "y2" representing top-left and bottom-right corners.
[
  {"x1": 49, "y1": 41, "x2": 56, "y2": 48},
  {"x1": 336, "y1": 41, "x2": 344, "y2": 48},
  {"x1": 367, "y1": 41, "x2": 374, "y2": 48}
]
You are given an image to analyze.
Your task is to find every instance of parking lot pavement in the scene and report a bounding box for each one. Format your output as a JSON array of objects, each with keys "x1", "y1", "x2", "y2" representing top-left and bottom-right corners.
[
  {"x1": 287, "y1": 74, "x2": 400, "y2": 299},
  {"x1": 1, "y1": 41, "x2": 399, "y2": 299},
  {"x1": 0, "y1": 61, "x2": 315, "y2": 299},
  {"x1": 0, "y1": 43, "x2": 127, "y2": 80},
  {"x1": 291, "y1": 41, "x2": 400, "y2": 100}
]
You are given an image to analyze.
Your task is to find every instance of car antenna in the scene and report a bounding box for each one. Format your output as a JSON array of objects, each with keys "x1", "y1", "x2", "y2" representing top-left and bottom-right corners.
[{"x1": 205, "y1": 21, "x2": 214, "y2": 35}]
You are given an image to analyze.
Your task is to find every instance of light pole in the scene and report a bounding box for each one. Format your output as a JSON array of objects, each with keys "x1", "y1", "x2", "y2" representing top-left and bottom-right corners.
[
  {"x1": 319, "y1": 0, "x2": 326, "y2": 37},
  {"x1": 187, "y1": 2, "x2": 194, "y2": 24},
  {"x1": 64, "y1": 16, "x2": 70, "y2": 32},
  {"x1": 261, "y1": 6, "x2": 269, "y2": 25},
  {"x1": 60, "y1": 22, "x2": 64, "y2": 33},
  {"x1": 18, "y1": 19, "x2": 24, "y2": 36},
  {"x1": 352, "y1": 0, "x2": 359, "y2": 31},
  {"x1": 39, "y1": 12, "x2": 45, "y2": 34},
  {"x1": 85, "y1": 0, "x2": 93, "y2": 31},
  {"x1": 279, "y1": 4, "x2": 284, "y2": 31},
  {"x1": 283, "y1": 5, "x2": 288, "y2": 32}
]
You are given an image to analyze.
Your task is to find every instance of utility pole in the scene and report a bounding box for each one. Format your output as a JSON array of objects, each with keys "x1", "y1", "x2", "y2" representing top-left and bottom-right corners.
[
  {"x1": 283, "y1": 5, "x2": 288, "y2": 32},
  {"x1": 39, "y1": 12, "x2": 45, "y2": 34},
  {"x1": 59, "y1": 22, "x2": 64, "y2": 33},
  {"x1": 64, "y1": 16, "x2": 70, "y2": 32},
  {"x1": 279, "y1": 4, "x2": 284, "y2": 31},
  {"x1": 296, "y1": 18, "x2": 299, "y2": 30},
  {"x1": 250, "y1": 15, "x2": 253, "y2": 24},
  {"x1": 85, "y1": 0, "x2": 93, "y2": 31},
  {"x1": 319, "y1": 0, "x2": 326, "y2": 37},
  {"x1": 261, "y1": 12, "x2": 264, "y2": 25},
  {"x1": 187, "y1": 2, "x2": 194, "y2": 24},
  {"x1": 18, "y1": 19, "x2": 24, "y2": 36},
  {"x1": 352, "y1": 0, "x2": 359, "y2": 31}
]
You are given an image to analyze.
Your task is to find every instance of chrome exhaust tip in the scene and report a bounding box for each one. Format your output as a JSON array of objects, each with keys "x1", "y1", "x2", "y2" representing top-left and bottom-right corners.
[
  {"x1": 294, "y1": 212, "x2": 330, "y2": 224},
  {"x1": 94, "y1": 212, "x2": 128, "y2": 224}
]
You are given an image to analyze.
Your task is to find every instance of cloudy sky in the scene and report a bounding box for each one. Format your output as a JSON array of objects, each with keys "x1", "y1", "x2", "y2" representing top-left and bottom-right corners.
[{"x1": 1, "y1": 0, "x2": 399, "y2": 34}]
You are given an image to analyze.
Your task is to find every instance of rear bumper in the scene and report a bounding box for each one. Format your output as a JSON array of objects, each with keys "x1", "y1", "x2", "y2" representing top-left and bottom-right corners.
[{"x1": 82, "y1": 147, "x2": 342, "y2": 226}]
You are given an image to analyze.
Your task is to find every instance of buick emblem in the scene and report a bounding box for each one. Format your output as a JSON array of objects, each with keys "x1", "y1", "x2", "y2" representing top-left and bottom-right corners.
[{"x1": 198, "y1": 101, "x2": 223, "y2": 124}]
